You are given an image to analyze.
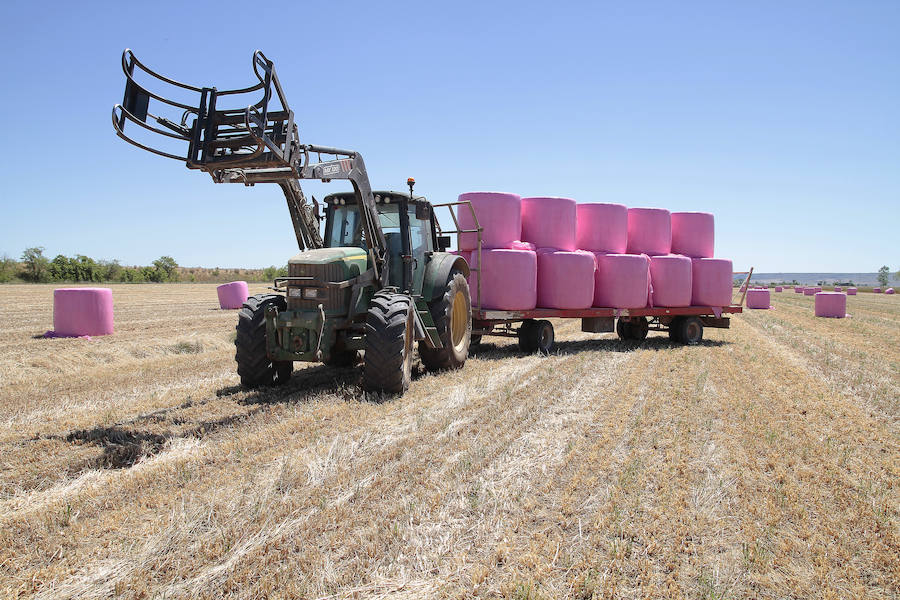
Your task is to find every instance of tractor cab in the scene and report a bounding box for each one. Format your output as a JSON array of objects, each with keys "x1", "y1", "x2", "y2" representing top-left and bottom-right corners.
[{"x1": 323, "y1": 190, "x2": 448, "y2": 294}]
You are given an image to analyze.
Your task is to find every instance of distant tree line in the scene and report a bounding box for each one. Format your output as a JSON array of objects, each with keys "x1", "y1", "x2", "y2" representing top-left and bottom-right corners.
[{"x1": 0, "y1": 247, "x2": 287, "y2": 284}]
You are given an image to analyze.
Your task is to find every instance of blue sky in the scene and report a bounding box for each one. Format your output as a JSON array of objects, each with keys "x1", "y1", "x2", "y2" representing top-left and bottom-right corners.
[{"x1": 1, "y1": 0, "x2": 897, "y2": 272}]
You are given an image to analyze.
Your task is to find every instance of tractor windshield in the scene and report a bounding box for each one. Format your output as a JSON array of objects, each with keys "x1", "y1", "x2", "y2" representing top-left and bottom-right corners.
[{"x1": 326, "y1": 204, "x2": 432, "y2": 255}]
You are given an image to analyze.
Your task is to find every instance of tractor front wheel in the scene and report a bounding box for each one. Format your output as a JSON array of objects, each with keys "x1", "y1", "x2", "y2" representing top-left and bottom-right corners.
[
  {"x1": 419, "y1": 270, "x2": 471, "y2": 372},
  {"x1": 235, "y1": 294, "x2": 293, "y2": 387},
  {"x1": 363, "y1": 291, "x2": 414, "y2": 394}
]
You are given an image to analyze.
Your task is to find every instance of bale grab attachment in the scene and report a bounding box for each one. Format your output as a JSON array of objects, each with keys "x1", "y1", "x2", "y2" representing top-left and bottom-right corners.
[{"x1": 112, "y1": 50, "x2": 387, "y2": 282}]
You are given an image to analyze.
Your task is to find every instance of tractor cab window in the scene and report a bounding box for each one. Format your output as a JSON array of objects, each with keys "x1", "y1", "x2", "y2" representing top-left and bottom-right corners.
[{"x1": 328, "y1": 205, "x2": 363, "y2": 247}]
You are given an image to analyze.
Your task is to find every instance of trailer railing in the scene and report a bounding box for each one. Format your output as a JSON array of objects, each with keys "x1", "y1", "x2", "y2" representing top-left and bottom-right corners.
[{"x1": 430, "y1": 200, "x2": 483, "y2": 311}]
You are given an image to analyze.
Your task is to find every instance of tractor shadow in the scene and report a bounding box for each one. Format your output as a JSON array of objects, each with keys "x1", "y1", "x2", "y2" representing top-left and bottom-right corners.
[{"x1": 469, "y1": 336, "x2": 729, "y2": 361}]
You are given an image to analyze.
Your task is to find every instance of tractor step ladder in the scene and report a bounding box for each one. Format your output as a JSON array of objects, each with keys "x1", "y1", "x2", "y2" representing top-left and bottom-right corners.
[{"x1": 414, "y1": 296, "x2": 442, "y2": 349}]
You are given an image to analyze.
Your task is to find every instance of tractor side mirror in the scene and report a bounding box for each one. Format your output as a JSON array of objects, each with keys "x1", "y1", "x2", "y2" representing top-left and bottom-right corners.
[
  {"x1": 415, "y1": 203, "x2": 429, "y2": 220},
  {"x1": 437, "y1": 235, "x2": 451, "y2": 251}
]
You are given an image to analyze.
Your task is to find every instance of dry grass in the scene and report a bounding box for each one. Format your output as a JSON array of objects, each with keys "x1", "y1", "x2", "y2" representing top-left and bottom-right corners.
[{"x1": 0, "y1": 284, "x2": 897, "y2": 599}]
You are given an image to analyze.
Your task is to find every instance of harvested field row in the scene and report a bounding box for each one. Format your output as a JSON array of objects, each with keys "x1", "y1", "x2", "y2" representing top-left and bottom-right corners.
[{"x1": 0, "y1": 284, "x2": 897, "y2": 598}]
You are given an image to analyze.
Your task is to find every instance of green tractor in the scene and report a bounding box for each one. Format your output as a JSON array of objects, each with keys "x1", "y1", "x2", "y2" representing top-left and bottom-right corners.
[{"x1": 112, "y1": 50, "x2": 472, "y2": 393}]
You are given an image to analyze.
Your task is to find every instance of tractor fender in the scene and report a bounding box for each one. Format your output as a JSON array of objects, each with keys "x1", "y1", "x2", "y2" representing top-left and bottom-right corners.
[{"x1": 422, "y1": 252, "x2": 470, "y2": 302}]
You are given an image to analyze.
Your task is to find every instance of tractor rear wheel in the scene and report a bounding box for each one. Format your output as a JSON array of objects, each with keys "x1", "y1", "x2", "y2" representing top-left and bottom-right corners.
[
  {"x1": 419, "y1": 270, "x2": 472, "y2": 372},
  {"x1": 235, "y1": 294, "x2": 293, "y2": 387},
  {"x1": 363, "y1": 291, "x2": 414, "y2": 394}
]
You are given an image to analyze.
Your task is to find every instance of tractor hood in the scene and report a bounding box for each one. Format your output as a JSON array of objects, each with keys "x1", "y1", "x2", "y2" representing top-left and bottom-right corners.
[
  {"x1": 288, "y1": 247, "x2": 367, "y2": 266},
  {"x1": 287, "y1": 247, "x2": 369, "y2": 284}
]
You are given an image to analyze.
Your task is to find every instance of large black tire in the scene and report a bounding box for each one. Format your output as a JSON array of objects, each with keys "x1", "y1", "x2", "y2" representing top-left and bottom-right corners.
[
  {"x1": 235, "y1": 294, "x2": 293, "y2": 387},
  {"x1": 419, "y1": 270, "x2": 472, "y2": 372},
  {"x1": 363, "y1": 291, "x2": 414, "y2": 394}
]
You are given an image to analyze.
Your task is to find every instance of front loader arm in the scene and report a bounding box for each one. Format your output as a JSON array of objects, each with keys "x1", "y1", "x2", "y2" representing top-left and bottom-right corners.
[{"x1": 111, "y1": 49, "x2": 388, "y2": 285}]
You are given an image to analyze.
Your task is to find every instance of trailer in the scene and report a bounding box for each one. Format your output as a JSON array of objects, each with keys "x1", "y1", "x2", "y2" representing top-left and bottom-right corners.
[{"x1": 433, "y1": 200, "x2": 752, "y2": 354}]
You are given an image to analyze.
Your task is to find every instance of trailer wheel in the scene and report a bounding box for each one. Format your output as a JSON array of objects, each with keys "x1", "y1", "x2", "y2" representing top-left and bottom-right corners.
[
  {"x1": 363, "y1": 291, "x2": 414, "y2": 394},
  {"x1": 419, "y1": 270, "x2": 471, "y2": 372},
  {"x1": 517, "y1": 320, "x2": 537, "y2": 352},
  {"x1": 235, "y1": 294, "x2": 293, "y2": 387},
  {"x1": 617, "y1": 317, "x2": 648, "y2": 341},
  {"x1": 678, "y1": 316, "x2": 704, "y2": 345},
  {"x1": 519, "y1": 319, "x2": 554, "y2": 354},
  {"x1": 668, "y1": 317, "x2": 684, "y2": 342}
]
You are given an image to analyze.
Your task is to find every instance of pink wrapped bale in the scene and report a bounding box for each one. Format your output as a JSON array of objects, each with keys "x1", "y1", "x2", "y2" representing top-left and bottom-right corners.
[
  {"x1": 458, "y1": 192, "x2": 522, "y2": 251},
  {"x1": 887, "y1": 288, "x2": 896, "y2": 295},
  {"x1": 846, "y1": 287, "x2": 857, "y2": 295},
  {"x1": 536, "y1": 249, "x2": 595, "y2": 309},
  {"x1": 521, "y1": 196, "x2": 577, "y2": 251},
  {"x1": 649, "y1": 254, "x2": 692, "y2": 307},
  {"x1": 775, "y1": 286, "x2": 783, "y2": 292},
  {"x1": 815, "y1": 292, "x2": 847, "y2": 318},
  {"x1": 217, "y1": 281, "x2": 249, "y2": 309},
  {"x1": 803, "y1": 287, "x2": 816, "y2": 296},
  {"x1": 670, "y1": 212, "x2": 715, "y2": 258},
  {"x1": 794, "y1": 287, "x2": 804, "y2": 293},
  {"x1": 626, "y1": 207, "x2": 671, "y2": 256},
  {"x1": 691, "y1": 258, "x2": 733, "y2": 307},
  {"x1": 53, "y1": 288, "x2": 114, "y2": 337},
  {"x1": 873, "y1": 287, "x2": 882, "y2": 293},
  {"x1": 592, "y1": 253, "x2": 650, "y2": 309},
  {"x1": 575, "y1": 202, "x2": 628, "y2": 253},
  {"x1": 746, "y1": 288, "x2": 771, "y2": 309},
  {"x1": 834, "y1": 286, "x2": 842, "y2": 292},
  {"x1": 468, "y1": 248, "x2": 537, "y2": 311}
]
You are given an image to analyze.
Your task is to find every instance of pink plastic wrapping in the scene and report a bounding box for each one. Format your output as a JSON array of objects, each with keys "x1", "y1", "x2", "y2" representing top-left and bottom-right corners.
[
  {"x1": 846, "y1": 287, "x2": 857, "y2": 295},
  {"x1": 691, "y1": 258, "x2": 733, "y2": 307},
  {"x1": 626, "y1": 207, "x2": 672, "y2": 256},
  {"x1": 746, "y1": 288, "x2": 771, "y2": 309},
  {"x1": 592, "y1": 253, "x2": 650, "y2": 309},
  {"x1": 775, "y1": 286, "x2": 783, "y2": 292},
  {"x1": 670, "y1": 212, "x2": 714, "y2": 258},
  {"x1": 575, "y1": 202, "x2": 628, "y2": 253},
  {"x1": 834, "y1": 286, "x2": 842, "y2": 292},
  {"x1": 467, "y1": 248, "x2": 537, "y2": 310},
  {"x1": 509, "y1": 240, "x2": 536, "y2": 251},
  {"x1": 53, "y1": 288, "x2": 114, "y2": 337},
  {"x1": 873, "y1": 287, "x2": 882, "y2": 293},
  {"x1": 803, "y1": 288, "x2": 816, "y2": 296},
  {"x1": 887, "y1": 288, "x2": 896, "y2": 295},
  {"x1": 458, "y1": 192, "x2": 522, "y2": 251},
  {"x1": 521, "y1": 196, "x2": 577, "y2": 251},
  {"x1": 217, "y1": 281, "x2": 249, "y2": 309},
  {"x1": 536, "y1": 249, "x2": 595, "y2": 309},
  {"x1": 815, "y1": 292, "x2": 847, "y2": 318},
  {"x1": 649, "y1": 254, "x2": 692, "y2": 307},
  {"x1": 794, "y1": 287, "x2": 803, "y2": 294}
]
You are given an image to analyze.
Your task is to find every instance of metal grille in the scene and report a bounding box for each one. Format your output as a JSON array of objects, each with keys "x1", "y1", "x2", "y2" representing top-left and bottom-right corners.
[{"x1": 287, "y1": 262, "x2": 351, "y2": 313}]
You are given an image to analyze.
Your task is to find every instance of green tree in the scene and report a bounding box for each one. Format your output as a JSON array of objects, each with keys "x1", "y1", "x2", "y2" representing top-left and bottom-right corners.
[
  {"x1": 0, "y1": 255, "x2": 17, "y2": 283},
  {"x1": 152, "y1": 256, "x2": 179, "y2": 282},
  {"x1": 877, "y1": 265, "x2": 890, "y2": 287},
  {"x1": 21, "y1": 247, "x2": 50, "y2": 282}
]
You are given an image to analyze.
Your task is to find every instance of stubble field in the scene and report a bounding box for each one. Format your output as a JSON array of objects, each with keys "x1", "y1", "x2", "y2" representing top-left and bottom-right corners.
[{"x1": 0, "y1": 283, "x2": 897, "y2": 599}]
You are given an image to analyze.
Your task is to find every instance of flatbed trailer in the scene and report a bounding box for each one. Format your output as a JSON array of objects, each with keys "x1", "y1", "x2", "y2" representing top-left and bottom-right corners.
[
  {"x1": 432, "y1": 199, "x2": 752, "y2": 354},
  {"x1": 471, "y1": 304, "x2": 744, "y2": 353}
]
